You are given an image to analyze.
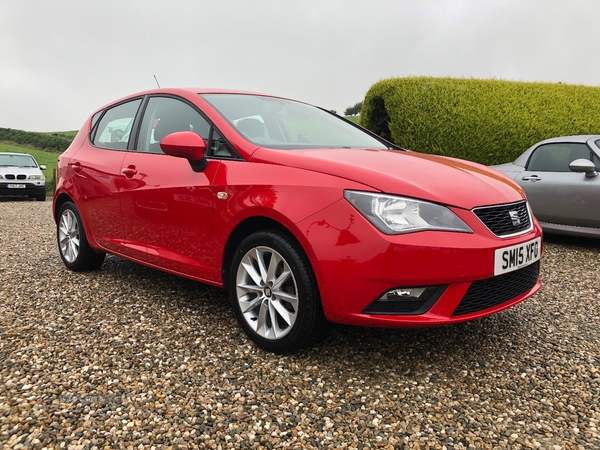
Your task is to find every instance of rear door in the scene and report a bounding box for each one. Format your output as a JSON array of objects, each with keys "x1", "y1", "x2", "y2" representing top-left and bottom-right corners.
[{"x1": 69, "y1": 98, "x2": 142, "y2": 252}]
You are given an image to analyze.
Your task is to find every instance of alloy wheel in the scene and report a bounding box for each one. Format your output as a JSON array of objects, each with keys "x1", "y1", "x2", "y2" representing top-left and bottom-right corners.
[
  {"x1": 58, "y1": 209, "x2": 80, "y2": 264},
  {"x1": 235, "y1": 246, "x2": 299, "y2": 340}
]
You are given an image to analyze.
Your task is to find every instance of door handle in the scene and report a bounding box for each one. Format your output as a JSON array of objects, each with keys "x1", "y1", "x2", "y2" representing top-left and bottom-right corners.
[
  {"x1": 121, "y1": 166, "x2": 137, "y2": 177},
  {"x1": 521, "y1": 175, "x2": 541, "y2": 181},
  {"x1": 70, "y1": 162, "x2": 82, "y2": 173}
]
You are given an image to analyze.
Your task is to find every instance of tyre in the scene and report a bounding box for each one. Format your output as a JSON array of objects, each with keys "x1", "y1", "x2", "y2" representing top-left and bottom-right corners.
[
  {"x1": 57, "y1": 201, "x2": 105, "y2": 271},
  {"x1": 229, "y1": 230, "x2": 326, "y2": 353}
]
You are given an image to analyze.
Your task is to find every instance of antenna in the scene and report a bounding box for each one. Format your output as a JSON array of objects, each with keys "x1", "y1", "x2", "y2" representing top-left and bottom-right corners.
[{"x1": 153, "y1": 75, "x2": 161, "y2": 88}]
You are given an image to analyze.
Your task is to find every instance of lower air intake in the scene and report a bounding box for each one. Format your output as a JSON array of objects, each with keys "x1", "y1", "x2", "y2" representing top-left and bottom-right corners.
[{"x1": 452, "y1": 261, "x2": 539, "y2": 316}]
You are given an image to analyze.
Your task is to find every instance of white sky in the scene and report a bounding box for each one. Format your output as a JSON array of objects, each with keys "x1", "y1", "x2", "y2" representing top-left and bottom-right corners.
[{"x1": 1, "y1": 0, "x2": 599, "y2": 132}]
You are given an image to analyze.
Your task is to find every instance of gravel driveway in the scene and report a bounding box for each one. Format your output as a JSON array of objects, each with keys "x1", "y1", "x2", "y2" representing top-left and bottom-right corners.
[{"x1": 1, "y1": 200, "x2": 599, "y2": 449}]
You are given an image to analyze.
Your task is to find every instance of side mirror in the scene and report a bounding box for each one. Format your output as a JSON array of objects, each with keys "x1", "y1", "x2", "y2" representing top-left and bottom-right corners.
[
  {"x1": 160, "y1": 131, "x2": 208, "y2": 172},
  {"x1": 39, "y1": 165, "x2": 47, "y2": 170},
  {"x1": 569, "y1": 158, "x2": 598, "y2": 178}
]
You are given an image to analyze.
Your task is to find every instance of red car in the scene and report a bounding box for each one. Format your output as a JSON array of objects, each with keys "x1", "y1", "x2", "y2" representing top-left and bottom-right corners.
[{"x1": 54, "y1": 88, "x2": 542, "y2": 353}]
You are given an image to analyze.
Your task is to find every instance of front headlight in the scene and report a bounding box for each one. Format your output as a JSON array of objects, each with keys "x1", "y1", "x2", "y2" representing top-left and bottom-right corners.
[
  {"x1": 344, "y1": 190, "x2": 473, "y2": 235},
  {"x1": 28, "y1": 174, "x2": 45, "y2": 180}
]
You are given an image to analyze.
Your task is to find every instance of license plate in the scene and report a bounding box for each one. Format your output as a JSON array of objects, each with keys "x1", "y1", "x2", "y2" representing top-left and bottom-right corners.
[
  {"x1": 7, "y1": 184, "x2": 26, "y2": 189},
  {"x1": 494, "y1": 237, "x2": 541, "y2": 276}
]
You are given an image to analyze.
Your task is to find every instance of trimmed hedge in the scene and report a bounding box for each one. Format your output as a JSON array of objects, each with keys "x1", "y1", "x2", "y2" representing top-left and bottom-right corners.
[
  {"x1": 361, "y1": 77, "x2": 600, "y2": 165},
  {"x1": 0, "y1": 127, "x2": 73, "y2": 153}
]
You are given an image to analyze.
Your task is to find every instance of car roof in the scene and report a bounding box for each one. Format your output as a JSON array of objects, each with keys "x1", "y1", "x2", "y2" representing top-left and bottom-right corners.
[
  {"x1": 110, "y1": 87, "x2": 291, "y2": 103},
  {"x1": 0, "y1": 152, "x2": 34, "y2": 157},
  {"x1": 93, "y1": 88, "x2": 299, "y2": 117},
  {"x1": 538, "y1": 135, "x2": 600, "y2": 144}
]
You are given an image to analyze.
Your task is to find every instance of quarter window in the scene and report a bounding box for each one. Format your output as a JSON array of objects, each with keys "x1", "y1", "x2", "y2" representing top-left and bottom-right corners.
[
  {"x1": 92, "y1": 99, "x2": 142, "y2": 150},
  {"x1": 210, "y1": 129, "x2": 234, "y2": 158}
]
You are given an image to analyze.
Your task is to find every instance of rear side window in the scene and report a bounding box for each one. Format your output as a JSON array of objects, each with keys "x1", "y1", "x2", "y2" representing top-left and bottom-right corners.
[{"x1": 92, "y1": 99, "x2": 142, "y2": 150}]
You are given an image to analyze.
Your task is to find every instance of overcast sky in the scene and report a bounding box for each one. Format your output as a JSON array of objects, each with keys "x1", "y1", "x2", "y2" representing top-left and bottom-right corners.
[{"x1": 1, "y1": 0, "x2": 599, "y2": 132}]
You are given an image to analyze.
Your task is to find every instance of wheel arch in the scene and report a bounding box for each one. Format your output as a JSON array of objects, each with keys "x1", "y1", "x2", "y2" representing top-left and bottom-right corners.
[
  {"x1": 53, "y1": 193, "x2": 103, "y2": 252},
  {"x1": 221, "y1": 216, "x2": 322, "y2": 295},
  {"x1": 53, "y1": 193, "x2": 73, "y2": 223}
]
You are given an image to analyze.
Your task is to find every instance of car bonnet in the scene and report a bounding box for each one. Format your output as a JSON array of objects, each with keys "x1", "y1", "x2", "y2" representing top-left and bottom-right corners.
[{"x1": 249, "y1": 147, "x2": 526, "y2": 210}]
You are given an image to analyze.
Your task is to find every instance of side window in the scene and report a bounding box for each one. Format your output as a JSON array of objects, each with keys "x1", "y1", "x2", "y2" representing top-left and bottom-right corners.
[
  {"x1": 527, "y1": 143, "x2": 591, "y2": 172},
  {"x1": 92, "y1": 99, "x2": 142, "y2": 150},
  {"x1": 137, "y1": 97, "x2": 210, "y2": 154}
]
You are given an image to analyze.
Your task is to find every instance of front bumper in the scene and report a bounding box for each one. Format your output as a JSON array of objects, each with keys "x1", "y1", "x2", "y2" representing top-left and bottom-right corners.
[
  {"x1": 297, "y1": 199, "x2": 543, "y2": 327},
  {"x1": 0, "y1": 183, "x2": 46, "y2": 197}
]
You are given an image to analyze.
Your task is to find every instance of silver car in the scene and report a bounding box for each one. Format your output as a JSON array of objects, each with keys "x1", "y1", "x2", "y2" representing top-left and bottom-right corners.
[
  {"x1": 492, "y1": 135, "x2": 600, "y2": 238},
  {"x1": 0, "y1": 152, "x2": 47, "y2": 201}
]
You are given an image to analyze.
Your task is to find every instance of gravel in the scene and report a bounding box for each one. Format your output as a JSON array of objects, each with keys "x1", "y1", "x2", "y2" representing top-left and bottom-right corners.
[{"x1": 1, "y1": 200, "x2": 599, "y2": 449}]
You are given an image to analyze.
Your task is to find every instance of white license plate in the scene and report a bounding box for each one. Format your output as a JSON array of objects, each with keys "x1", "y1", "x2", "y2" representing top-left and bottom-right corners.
[
  {"x1": 494, "y1": 237, "x2": 541, "y2": 276},
  {"x1": 7, "y1": 184, "x2": 26, "y2": 189}
]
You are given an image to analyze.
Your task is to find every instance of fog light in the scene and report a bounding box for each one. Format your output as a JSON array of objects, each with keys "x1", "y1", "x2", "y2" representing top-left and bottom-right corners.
[
  {"x1": 379, "y1": 287, "x2": 436, "y2": 301},
  {"x1": 363, "y1": 285, "x2": 447, "y2": 315}
]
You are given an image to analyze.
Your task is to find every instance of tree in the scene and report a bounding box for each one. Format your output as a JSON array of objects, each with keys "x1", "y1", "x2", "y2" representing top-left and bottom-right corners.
[{"x1": 344, "y1": 101, "x2": 362, "y2": 116}]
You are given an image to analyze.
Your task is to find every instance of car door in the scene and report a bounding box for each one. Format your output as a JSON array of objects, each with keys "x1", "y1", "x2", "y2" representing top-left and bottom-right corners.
[
  {"x1": 517, "y1": 141, "x2": 600, "y2": 228},
  {"x1": 70, "y1": 98, "x2": 142, "y2": 252},
  {"x1": 117, "y1": 96, "x2": 223, "y2": 281}
]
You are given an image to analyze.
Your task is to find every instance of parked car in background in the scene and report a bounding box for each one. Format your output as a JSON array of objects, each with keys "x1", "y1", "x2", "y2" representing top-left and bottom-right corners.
[
  {"x1": 53, "y1": 88, "x2": 542, "y2": 353},
  {"x1": 492, "y1": 135, "x2": 600, "y2": 238},
  {"x1": 0, "y1": 152, "x2": 46, "y2": 201}
]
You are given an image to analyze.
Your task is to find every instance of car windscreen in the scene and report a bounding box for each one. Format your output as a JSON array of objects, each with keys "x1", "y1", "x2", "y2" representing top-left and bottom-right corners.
[
  {"x1": 0, "y1": 154, "x2": 37, "y2": 167},
  {"x1": 201, "y1": 94, "x2": 390, "y2": 150}
]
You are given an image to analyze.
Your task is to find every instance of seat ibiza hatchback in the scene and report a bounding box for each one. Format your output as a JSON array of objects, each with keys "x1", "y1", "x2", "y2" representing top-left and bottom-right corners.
[{"x1": 53, "y1": 88, "x2": 542, "y2": 353}]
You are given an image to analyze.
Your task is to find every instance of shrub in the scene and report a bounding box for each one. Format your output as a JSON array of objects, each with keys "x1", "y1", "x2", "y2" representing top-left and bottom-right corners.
[
  {"x1": 0, "y1": 127, "x2": 73, "y2": 153},
  {"x1": 361, "y1": 77, "x2": 600, "y2": 165},
  {"x1": 344, "y1": 101, "x2": 363, "y2": 116}
]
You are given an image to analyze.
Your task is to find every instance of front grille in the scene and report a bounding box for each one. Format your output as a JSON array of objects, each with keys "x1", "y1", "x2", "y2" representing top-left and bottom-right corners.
[
  {"x1": 473, "y1": 201, "x2": 531, "y2": 237},
  {"x1": 5, "y1": 174, "x2": 15, "y2": 180},
  {"x1": 452, "y1": 261, "x2": 539, "y2": 316},
  {"x1": 17, "y1": 174, "x2": 26, "y2": 180}
]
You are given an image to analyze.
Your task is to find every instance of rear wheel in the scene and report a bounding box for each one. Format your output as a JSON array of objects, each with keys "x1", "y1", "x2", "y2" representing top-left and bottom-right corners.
[
  {"x1": 57, "y1": 201, "x2": 105, "y2": 271},
  {"x1": 229, "y1": 230, "x2": 326, "y2": 353}
]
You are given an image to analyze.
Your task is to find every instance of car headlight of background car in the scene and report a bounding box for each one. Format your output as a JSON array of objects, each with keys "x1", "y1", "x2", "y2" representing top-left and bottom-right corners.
[
  {"x1": 344, "y1": 190, "x2": 473, "y2": 235},
  {"x1": 28, "y1": 174, "x2": 45, "y2": 180}
]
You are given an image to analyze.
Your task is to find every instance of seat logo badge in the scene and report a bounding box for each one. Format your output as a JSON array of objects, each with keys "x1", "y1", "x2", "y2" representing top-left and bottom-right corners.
[{"x1": 509, "y1": 211, "x2": 521, "y2": 226}]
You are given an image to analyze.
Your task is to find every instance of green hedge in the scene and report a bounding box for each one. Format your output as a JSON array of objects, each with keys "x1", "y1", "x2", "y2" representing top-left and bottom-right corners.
[
  {"x1": 0, "y1": 127, "x2": 73, "y2": 153},
  {"x1": 361, "y1": 77, "x2": 600, "y2": 165}
]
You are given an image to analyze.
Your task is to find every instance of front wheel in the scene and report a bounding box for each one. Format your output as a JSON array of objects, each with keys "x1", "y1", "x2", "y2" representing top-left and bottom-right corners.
[
  {"x1": 229, "y1": 230, "x2": 326, "y2": 353},
  {"x1": 57, "y1": 201, "x2": 105, "y2": 271}
]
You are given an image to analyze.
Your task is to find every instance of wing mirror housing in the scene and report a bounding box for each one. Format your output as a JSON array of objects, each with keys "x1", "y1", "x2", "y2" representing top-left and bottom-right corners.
[
  {"x1": 569, "y1": 158, "x2": 598, "y2": 178},
  {"x1": 40, "y1": 165, "x2": 47, "y2": 170},
  {"x1": 160, "y1": 131, "x2": 208, "y2": 172}
]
